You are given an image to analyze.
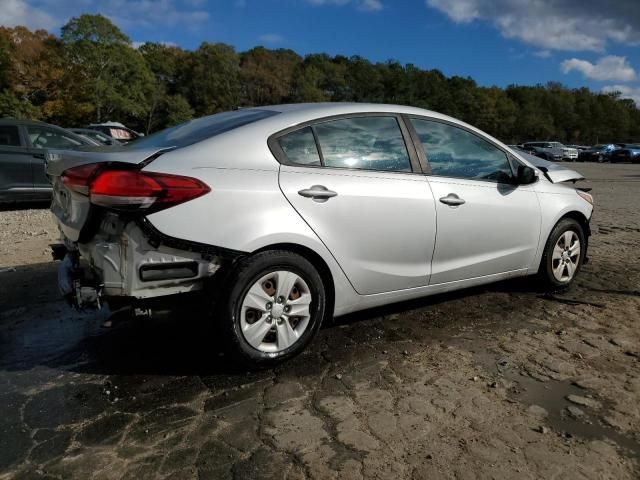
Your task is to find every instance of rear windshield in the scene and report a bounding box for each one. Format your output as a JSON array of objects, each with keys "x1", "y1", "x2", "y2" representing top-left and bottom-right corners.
[{"x1": 128, "y1": 109, "x2": 279, "y2": 149}]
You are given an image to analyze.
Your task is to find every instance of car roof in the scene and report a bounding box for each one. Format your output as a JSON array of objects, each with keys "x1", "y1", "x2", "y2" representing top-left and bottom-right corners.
[
  {"x1": 233, "y1": 102, "x2": 490, "y2": 141},
  {"x1": 0, "y1": 117, "x2": 52, "y2": 127},
  {"x1": 88, "y1": 122, "x2": 128, "y2": 128},
  {"x1": 71, "y1": 128, "x2": 103, "y2": 134}
]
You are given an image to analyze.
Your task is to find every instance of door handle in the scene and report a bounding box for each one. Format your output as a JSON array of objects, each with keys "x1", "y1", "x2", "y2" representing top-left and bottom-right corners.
[
  {"x1": 298, "y1": 185, "x2": 338, "y2": 203},
  {"x1": 32, "y1": 153, "x2": 45, "y2": 160},
  {"x1": 439, "y1": 193, "x2": 465, "y2": 206}
]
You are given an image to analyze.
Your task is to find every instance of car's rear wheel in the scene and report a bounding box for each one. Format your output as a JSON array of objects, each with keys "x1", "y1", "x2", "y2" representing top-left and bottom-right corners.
[
  {"x1": 538, "y1": 218, "x2": 586, "y2": 290},
  {"x1": 220, "y1": 250, "x2": 326, "y2": 368}
]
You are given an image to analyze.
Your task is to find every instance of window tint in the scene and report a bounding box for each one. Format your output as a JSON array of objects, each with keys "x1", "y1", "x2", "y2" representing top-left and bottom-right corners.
[
  {"x1": 27, "y1": 126, "x2": 83, "y2": 149},
  {"x1": 278, "y1": 127, "x2": 321, "y2": 166},
  {"x1": 128, "y1": 109, "x2": 278, "y2": 149},
  {"x1": 0, "y1": 126, "x2": 21, "y2": 147},
  {"x1": 314, "y1": 117, "x2": 411, "y2": 172},
  {"x1": 411, "y1": 119, "x2": 513, "y2": 182}
]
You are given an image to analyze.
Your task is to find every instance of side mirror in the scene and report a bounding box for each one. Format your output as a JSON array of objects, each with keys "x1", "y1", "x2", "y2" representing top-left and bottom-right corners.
[{"x1": 516, "y1": 165, "x2": 537, "y2": 185}]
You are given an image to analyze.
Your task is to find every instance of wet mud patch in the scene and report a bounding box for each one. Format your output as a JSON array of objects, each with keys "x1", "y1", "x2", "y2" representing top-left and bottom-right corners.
[{"x1": 474, "y1": 351, "x2": 640, "y2": 461}]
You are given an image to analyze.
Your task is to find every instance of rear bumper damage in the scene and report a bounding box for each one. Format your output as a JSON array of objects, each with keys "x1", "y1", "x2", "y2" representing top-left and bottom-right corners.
[{"x1": 54, "y1": 214, "x2": 242, "y2": 310}]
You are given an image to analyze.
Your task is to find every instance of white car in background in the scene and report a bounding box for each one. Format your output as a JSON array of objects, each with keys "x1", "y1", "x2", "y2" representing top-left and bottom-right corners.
[{"x1": 47, "y1": 103, "x2": 593, "y2": 367}]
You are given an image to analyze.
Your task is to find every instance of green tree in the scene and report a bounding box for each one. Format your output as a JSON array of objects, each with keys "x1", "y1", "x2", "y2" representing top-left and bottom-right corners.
[
  {"x1": 139, "y1": 42, "x2": 190, "y2": 132},
  {"x1": 61, "y1": 14, "x2": 153, "y2": 125},
  {"x1": 240, "y1": 47, "x2": 301, "y2": 105},
  {"x1": 181, "y1": 42, "x2": 240, "y2": 115},
  {"x1": 164, "y1": 94, "x2": 194, "y2": 126}
]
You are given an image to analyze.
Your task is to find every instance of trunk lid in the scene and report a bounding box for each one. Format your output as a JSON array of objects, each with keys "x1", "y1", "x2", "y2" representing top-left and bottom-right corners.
[{"x1": 47, "y1": 146, "x2": 173, "y2": 242}]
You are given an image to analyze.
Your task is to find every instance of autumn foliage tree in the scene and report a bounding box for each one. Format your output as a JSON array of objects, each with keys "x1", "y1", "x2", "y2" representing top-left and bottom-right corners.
[{"x1": 0, "y1": 14, "x2": 639, "y2": 143}]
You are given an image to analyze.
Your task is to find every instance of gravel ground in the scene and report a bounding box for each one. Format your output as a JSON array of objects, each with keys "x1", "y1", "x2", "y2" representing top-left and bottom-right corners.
[{"x1": 0, "y1": 163, "x2": 639, "y2": 479}]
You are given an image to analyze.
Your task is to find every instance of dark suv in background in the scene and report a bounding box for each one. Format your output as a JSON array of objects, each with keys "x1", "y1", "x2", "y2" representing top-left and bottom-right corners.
[{"x1": 0, "y1": 118, "x2": 95, "y2": 203}]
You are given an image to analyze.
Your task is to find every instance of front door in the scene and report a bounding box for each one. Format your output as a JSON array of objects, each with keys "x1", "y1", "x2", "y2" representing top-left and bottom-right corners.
[
  {"x1": 0, "y1": 125, "x2": 33, "y2": 199},
  {"x1": 276, "y1": 116, "x2": 437, "y2": 295},
  {"x1": 409, "y1": 117, "x2": 541, "y2": 285}
]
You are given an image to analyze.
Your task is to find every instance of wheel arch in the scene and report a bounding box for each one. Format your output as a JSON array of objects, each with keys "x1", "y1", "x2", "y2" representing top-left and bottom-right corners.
[
  {"x1": 558, "y1": 210, "x2": 591, "y2": 238},
  {"x1": 253, "y1": 242, "x2": 336, "y2": 323}
]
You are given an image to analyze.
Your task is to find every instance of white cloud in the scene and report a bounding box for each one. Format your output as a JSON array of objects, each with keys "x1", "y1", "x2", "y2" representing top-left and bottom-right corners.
[
  {"x1": 359, "y1": 0, "x2": 382, "y2": 11},
  {"x1": 533, "y1": 50, "x2": 552, "y2": 58},
  {"x1": 602, "y1": 84, "x2": 640, "y2": 106},
  {"x1": 425, "y1": 0, "x2": 640, "y2": 52},
  {"x1": 0, "y1": 0, "x2": 58, "y2": 30},
  {"x1": 307, "y1": 0, "x2": 382, "y2": 11},
  {"x1": 561, "y1": 56, "x2": 637, "y2": 82},
  {"x1": 257, "y1": 33, "x2": 284, "y2": 44},
  {"x1": 1, "y1": 0, "x2": 210, "y2": 31}
]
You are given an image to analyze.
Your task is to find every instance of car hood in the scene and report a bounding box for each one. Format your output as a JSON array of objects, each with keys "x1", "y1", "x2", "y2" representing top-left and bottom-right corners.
[{"x1": 516, "y1": 151, "x2": 585, "y2": 183}]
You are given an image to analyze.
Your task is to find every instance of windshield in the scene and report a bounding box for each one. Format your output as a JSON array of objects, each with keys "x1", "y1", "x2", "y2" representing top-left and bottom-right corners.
[{"x1": 127, "y1": 109, "x2": 279, "y2": 150}]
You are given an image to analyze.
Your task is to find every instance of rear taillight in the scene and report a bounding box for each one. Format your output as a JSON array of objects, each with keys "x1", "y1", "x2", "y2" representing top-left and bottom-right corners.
[
  {"x1": 61, "y1": 164, "x2": 210, "y2": 213},
  {"x1": 62, "y1": 163, "x2": 101, "y2": 195}
]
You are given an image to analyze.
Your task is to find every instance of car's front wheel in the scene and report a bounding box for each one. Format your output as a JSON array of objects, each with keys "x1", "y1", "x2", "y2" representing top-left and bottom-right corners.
[
  {"x1": 220, "y1": 250, "x2": 326, "y2": 368},
  {"x1": 538, "y1": 218, "x2": 586, "y2": 290}
]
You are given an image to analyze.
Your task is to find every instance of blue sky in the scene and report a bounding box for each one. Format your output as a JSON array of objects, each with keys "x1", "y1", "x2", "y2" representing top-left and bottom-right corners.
[{"x1": 3, "y1": 0, "x2": 640, "y2": 104}]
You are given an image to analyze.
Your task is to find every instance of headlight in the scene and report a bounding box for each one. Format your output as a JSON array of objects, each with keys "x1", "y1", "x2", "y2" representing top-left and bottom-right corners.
[{"x1": 577, "y1": 189, "x2": 593, "y2": 205}]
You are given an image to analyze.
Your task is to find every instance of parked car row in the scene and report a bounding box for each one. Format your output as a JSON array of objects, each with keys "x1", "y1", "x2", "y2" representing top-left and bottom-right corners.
[
  {"x1": 0, "y1": 118, "x2": 142, "y2": 203},
  {"x1": 510, "y1": 141, "x2": 640, "y2": 163}
]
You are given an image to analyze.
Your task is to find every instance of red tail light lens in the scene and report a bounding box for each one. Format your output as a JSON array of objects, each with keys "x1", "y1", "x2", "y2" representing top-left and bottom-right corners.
[
  {"x1": 90, "y1": 170, "x2": 210, "y2": 211},
  {"x1": 60, "y1": 164, "x2": 210, "y2": 213},
  {"x1": 61, "y1": 163, "x2": 101, "y2": 195}
]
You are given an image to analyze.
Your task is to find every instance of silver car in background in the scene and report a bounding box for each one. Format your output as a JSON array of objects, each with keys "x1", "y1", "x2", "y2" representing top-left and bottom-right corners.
[{"x1": 47, "y1": 103, "x2": 593, "y2": 367}]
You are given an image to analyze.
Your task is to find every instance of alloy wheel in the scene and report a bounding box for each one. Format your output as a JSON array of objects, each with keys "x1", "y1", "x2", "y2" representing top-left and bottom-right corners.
[
  {"x1": 240, "y1": 270, "x2": 312, "y2": 353},
  {"x1": 551, "y1": 231, "x2": 581, "y2": 282}
]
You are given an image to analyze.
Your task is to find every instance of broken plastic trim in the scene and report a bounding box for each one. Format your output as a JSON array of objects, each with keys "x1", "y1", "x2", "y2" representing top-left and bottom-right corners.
[{"x1": 137, "y1": 218, "x2": 245, "y2": 262}]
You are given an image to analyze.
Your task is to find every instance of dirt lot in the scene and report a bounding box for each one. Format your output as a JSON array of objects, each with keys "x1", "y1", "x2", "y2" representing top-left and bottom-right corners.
[{"x1": 0, "y1": 163, "x2": 639, "y2": 479}]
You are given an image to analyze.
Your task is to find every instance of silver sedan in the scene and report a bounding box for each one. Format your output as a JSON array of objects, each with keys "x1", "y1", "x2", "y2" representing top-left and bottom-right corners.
[{"x1": 47, "y1": 103, "x2": 593, "y2": 367}]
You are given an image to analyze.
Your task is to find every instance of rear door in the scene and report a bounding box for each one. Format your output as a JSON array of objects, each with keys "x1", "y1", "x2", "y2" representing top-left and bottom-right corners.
[
  {"x1": 408, "y1": 117, "x2": 541, "y2": 285},
  {"x1": 0, "y1": 125, "x2": 33, "y2": 199},
  {"x1": 276, "y1": 115, "x2": 437, "y2": 295}
]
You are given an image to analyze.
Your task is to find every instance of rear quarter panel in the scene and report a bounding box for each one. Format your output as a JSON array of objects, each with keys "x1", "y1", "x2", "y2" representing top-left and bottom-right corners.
[{"x1": 145, "y1": 157, "x2": 359, "y2": 316}]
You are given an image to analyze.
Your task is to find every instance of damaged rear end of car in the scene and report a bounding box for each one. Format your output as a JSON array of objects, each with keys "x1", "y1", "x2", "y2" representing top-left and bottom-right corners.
[{"x1": 47, "y1": 147, "x2": 229, "y2": 311}]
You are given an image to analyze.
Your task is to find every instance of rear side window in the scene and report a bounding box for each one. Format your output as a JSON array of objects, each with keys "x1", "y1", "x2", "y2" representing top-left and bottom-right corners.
[
  {"x1": 0, "y1": 126, "x2": 21, "y2": 147},
  {"x1": 129, "y1": 109, "x2": 279, "y2": 149},
  {"x1": 314, "y1": 116, "x2": 411, "y2": 172},
  {"x1": 278, "y1": 127, "x2": 321, "y2": 166},
  {"x1": 26, "y1": 126, "x2": 83, "y2": 149}
]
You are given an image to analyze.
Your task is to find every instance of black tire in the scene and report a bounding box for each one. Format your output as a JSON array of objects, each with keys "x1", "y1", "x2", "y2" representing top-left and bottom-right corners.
[
  {"x1": 219, "y1": 250, "x2": 326, "y2": 368},
  {"x1": 538, "y1": 218, "x2": 586, "y2": 291}
]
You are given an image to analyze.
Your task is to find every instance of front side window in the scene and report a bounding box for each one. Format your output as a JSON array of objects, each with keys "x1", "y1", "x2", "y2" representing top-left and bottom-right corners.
[
  {"x1": 278, "y1": 127, "x2": 321, "y2": 166},
  {"x1": 411, "y1": 119, "x2": 513, "y2": 183},
  {"x1": 27, "y1": 126, "x2": 83, "y2": 149},
  {"x1": 313, "y1": 116, "x2": 411, "y2": 172},
  {"x1": 0, "y1": 126, "x2": 21, "y2": 147}
]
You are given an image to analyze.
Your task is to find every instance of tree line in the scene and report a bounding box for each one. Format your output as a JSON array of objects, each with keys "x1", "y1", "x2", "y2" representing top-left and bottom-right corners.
[{"x1": 1, "y1": 14, "x2": 639, "y2": 144}]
